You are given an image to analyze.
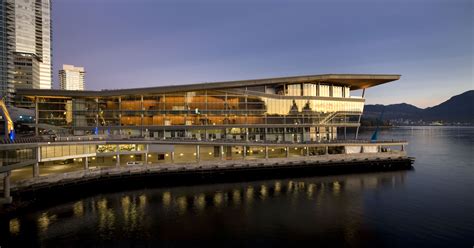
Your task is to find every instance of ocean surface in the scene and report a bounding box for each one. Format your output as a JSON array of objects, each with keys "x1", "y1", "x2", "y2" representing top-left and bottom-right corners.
[{"x1": 0, "y1": 126, "x2": 473, "y2": 247}]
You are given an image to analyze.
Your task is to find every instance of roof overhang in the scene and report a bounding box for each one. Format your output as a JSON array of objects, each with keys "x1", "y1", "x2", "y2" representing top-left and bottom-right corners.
[{"x1": 17, "y1": 74, "x2": 401, "y2": 97}]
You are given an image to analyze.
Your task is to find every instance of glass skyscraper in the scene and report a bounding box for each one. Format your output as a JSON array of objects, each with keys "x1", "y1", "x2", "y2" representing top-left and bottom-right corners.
[{"x1": 0, "y1": 0, "x2": 52, "y2": 104}]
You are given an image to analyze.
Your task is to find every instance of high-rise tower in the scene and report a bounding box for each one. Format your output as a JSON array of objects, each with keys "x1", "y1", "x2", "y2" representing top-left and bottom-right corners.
[
  {"x1": 59, "y1": 64, "x2": 85, "y2": 91},
  {"x1": 0, "y1": 0, "x2": 52, "y2": 104}
]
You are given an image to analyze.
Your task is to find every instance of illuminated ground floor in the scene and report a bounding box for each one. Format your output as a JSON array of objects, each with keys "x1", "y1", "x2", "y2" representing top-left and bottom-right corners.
[{"x1": 4, "y1": 141, "x2": 407, "y2": 185}]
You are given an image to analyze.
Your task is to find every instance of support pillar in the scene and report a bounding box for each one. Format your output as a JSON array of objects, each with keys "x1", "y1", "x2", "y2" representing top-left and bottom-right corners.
[
  {"x1": 305, "y1": 147, "x2": 309, "y2": 156},
  {"x1": 116, "y1": 144, "x2": 120, "y2": 167},
  {"x1": 33, "y1": 162, "x2": 39, "y2": 177},
  {"x1": 265, "y1": 146, "x2": 269, "y2": 159},
  {"x1": 286, "y1": 147, "x2": 289, "y2": 158},
  {"x1": 34, "y1": 147, "x2": 40, "y2": 177},
  {"x1": 144, "y1": 153, "x2": 148, "y2": 165},
  {"x1": 401, "y1": 144, "x2": 405, "y2": 152},
  {"x1": 35, "y1": 98, "x2": 39, "y2": 136},
  {"x1": 220, "y1": 146, "x2": 224, "y2": 160},
  {"x1": 84, "y1": 157, "x2": 89, "y2": 170},
  {"x1": 325, "y1": 146, "x2": 329, "y2": 155},
  {"x1": 196, "y1": 145, "x2": 200, "y2": 162},
  {"x1": 171, "y1": 151, "x2": 175, "y2": 163},
  {"x1": 355, "y1": 89, "x2": 366, "y2": 140},
  {"x1": 243, "y1": 146, "x2": 247, "y2": 159},
  {"x1": 3, "y1": 172, "x2": 12, "y2": 203}
]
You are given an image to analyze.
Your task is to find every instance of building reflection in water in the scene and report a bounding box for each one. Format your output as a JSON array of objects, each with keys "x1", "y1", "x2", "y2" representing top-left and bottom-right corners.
[
  {"x1": 4, "y1": 171, "x2": 408, "y2": 241},
  {"x1": 232, "y1": 189, "x2": 241, "y2": 205},
  {"x1": 73, "y1": 201, "x2": 84, "y2": 217},
  {"x1": 162, "y1": 191, "x2": 171, "y2": 209},
  {"x1": 9, "y1": 218, "x2": 20, "y2": 235},
  {"x1": 194, "y1": 193, "x2": 206, "y2": 212},
  {"x1": 37, "y1": 212, "x2": 57, "y2": 233},
  {"x1": 97, "y1": 198, "x2": 116, "y2": 238}
]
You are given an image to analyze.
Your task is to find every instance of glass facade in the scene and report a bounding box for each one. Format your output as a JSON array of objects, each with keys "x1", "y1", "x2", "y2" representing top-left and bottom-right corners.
[
  {"x1": 17, "y1": 82, "x2": 365, "y2": 142},
  {"x1": 40, "y1": 144, "x2": 96, "y2": 161}
]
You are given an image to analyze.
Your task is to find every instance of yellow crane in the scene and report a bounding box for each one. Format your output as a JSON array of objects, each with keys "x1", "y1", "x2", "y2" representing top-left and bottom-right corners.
[{"x1": 0, "y1": 98, "x2": 15, "y2": 140}]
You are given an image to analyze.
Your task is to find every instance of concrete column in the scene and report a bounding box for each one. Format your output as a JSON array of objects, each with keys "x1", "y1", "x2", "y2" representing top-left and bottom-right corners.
[
  {"x1": 84, "y1": 157, "x2": 89, "y2": 170},
  {"x1": 144, "y1": 153, "x2": 148, "y2": 165},
  {"x1": 265, "y1": 146, "x2": 269, "y2": 159},
  {"x1": 305, "y1": 147, "x2": 309, "y2": 156},
  {"x1": 3, "y1": 172, "x2": 11, "y2": 203},
  {"x1": 355, "y1": 89, "x2": 366, "y2": 140},
  {"x1": 196, "y1": 145, "x2": 200, "y2": 162},
  {"x1": 171, "y1": 151, "x2": 175, "y2": 163},
  {"x1": 220, "y1": 146, "x2": 224, "y2": 160},
  {"x1": 325, "y1": 146, "x2": 329, "y2": 155},
  {"x1": 33, "y1": 147, "x2": 40, "y2": 177},
  {"x1": 286, "y1": 147, "x2": 289, "y2": 158},
  {"x1": 33, "y1": 162, "x2": 39, "y2": 177},
  {"x1": 361, "y1": 146, "x2": 364, "y2": 153},
  {"x1": 401, "y1": 145, "x2": 405, "y2": 152},
  {"x1": 243, "y1": 146, "x2": 247, "y2": 159},
  {"x1": 116, "y1": 144, "x2": 120, "y2": 167}
]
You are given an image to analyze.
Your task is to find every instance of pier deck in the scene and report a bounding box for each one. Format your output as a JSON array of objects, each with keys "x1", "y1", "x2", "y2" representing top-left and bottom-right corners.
[{"x1": 6, "y1": 152, "x2": 413, "y2": 201}]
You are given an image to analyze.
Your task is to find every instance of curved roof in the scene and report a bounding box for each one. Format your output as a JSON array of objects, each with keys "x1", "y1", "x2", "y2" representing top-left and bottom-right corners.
[{"x1": 17, "y1": 74, "x2": 400, "y2": 97}]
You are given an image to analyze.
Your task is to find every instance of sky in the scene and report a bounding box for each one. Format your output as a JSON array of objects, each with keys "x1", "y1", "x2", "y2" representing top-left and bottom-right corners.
[{"x1": 53, "y1": 0, "x2": 473, "y2": 108}]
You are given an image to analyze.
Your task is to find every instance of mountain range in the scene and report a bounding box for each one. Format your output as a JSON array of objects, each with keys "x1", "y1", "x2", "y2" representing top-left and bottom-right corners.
[{"x1": 363, "y1": 90, "x2": 474, "y2": 124}]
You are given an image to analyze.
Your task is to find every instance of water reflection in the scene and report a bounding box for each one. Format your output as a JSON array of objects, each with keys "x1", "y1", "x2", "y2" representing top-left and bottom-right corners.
[
  {"x1": 9, "y1": 218, "x2": 20, "y2": 235},
  {"x1": 97, "y1": 198, "x2": 115, "y2": 238},
  {"x1": 37, "y1": 212, "x2": 57, "y2": 233},
  {"x1": 2, "y1": 171, "x2": 408, "y2": 244},
  {"x1": 73, "y1": 201, "x2": 84, "y2": 217}
]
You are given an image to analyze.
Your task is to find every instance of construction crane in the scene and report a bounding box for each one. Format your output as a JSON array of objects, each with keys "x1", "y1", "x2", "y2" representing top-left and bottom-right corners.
[{"x1": 0, "y1": 99, "x2": 15, "y2": 141}]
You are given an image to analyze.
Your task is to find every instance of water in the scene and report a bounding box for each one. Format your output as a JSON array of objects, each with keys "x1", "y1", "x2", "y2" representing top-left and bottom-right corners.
[{"x1": 1, "y1": 126, "x2": 473, "y2": 247}]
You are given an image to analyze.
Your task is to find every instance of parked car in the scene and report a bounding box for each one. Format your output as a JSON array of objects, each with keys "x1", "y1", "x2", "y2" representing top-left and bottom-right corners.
[{"x1": 126, "y1": 161, "x2": 144, "y2": 166}]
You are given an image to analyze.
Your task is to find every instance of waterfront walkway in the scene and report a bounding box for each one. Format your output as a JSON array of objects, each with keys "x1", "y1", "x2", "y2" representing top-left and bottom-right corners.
[{"x1": 9, "y1": 151, "x2": 411, "y2": 195}]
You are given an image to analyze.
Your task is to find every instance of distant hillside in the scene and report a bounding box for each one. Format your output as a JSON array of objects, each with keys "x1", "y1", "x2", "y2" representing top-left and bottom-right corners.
[
  {"x1": 363, "y1": 90, "x2": 474, "y2": 124},
  {"x1": 364, "y1": 103, "x2": 422, "y2": 120},
  {"x1": 422, "y1": 90, "x2": 474, "y2": 122}
]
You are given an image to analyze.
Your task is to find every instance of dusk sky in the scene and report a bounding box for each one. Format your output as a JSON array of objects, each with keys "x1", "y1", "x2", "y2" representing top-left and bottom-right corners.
[{"x1": 53, "y1": 0, "x2": 472, "y2": 108}]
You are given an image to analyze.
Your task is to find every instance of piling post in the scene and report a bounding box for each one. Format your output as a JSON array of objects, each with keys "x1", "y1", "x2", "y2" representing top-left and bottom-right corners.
[{"x1": 33, "y1": 162, "x2": 39, "y2": 177}]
